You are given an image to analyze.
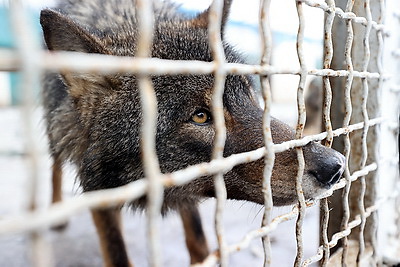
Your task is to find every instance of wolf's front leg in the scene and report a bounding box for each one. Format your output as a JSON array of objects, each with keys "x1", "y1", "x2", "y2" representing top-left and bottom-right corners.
[
  {"x1": 91, "y1": 208, "x2": 131, "y2": 267},
  {"x1": 180, "y1": 205, "x2": 209, "y2": 264},
  {"x1": 50, "y1": 156, "x2": 69, "y2": 231}
]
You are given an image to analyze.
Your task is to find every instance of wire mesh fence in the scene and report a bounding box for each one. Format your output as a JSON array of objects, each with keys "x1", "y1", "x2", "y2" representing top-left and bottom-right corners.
[{"x1": 0, "y1": 0, "x2": 399, "y2": 266}]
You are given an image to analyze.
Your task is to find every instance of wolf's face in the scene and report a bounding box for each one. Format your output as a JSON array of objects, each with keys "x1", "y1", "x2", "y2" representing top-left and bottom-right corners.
[{"x1": 40, "y1": 4, "x2": 344, "y2": 208}]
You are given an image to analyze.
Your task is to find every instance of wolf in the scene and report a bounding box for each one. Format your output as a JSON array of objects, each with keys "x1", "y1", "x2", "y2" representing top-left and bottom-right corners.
[{"x1": 40, "y1": 0, "x2": 345, "y2": 266}]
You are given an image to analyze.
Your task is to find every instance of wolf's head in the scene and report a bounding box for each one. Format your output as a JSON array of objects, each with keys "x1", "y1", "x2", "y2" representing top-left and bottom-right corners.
[{"x1": 40, "y1": 0, "x2": 344, "y2": 208}]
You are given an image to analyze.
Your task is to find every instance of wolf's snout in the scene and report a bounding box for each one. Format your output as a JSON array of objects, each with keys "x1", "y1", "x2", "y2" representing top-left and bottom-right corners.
[{"x1": 310, "y1": 152, "x2": 345, "y2": 188}]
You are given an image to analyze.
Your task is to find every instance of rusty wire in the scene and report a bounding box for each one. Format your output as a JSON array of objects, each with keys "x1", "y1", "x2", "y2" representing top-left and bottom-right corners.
[
  {"x1": 320, "y1": 0, "x2": 336, "y2": 265},
  {"x1": 293, "y1": 1, "x2": 308, "y2": 266},
  {"x1": 322, "y1": 0, "x2": 335, "y2": 148},
  {"x1": 340, "y1": 0, "x2": 355, "y2": 265}
]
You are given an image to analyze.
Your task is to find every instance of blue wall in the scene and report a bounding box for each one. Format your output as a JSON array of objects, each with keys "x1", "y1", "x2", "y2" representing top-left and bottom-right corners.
[{"x1": 0, "y1": 6, "x2": 42, "y2": 105}]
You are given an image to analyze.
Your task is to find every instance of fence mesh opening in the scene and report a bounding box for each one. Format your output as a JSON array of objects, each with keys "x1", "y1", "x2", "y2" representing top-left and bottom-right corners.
[{"x1": 0, "y1": 0, "x2": 399, "y2": 266}]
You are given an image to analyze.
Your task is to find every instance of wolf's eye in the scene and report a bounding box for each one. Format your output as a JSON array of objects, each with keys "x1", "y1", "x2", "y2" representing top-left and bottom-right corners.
[{"x1": 190, "y1": 109, "x2": 212, "y2": 125}]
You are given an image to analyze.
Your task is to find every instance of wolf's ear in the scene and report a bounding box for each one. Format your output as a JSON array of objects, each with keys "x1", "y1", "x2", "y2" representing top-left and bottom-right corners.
[
  {"x1": 40, "y1": 9, "x2": 106, "y2": 54},
  {"x1": 189, "y1": 0, "x2": 232, "y2": 34},
  {"x1": 40, "y1": 9, "x2": 115, "y2": 98}
]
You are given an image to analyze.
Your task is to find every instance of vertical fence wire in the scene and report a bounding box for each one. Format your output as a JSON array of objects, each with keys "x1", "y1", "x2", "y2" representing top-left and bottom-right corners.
[
  {"x1": 357, "y1": 0, "x2": 373, "y2": 263},
  {"x1": 340, "y1": 0, "x2": 355, "y2": 265},
  {"x1": 322, "y1": 1, "x2": 335, "y2": 148},
  {"x1": 135, "y1": 1, "x2": 163, "y2": 266},
  {"x1": 259, "y1": 0, "x2": 274, "y2": 266},
  {"x1": 8, "y1": 1, "x2": 53, "y2": 266},
  {"x1": 294, "y1": 1, "x2": 307, "y2": 266},
  {"x1": 320, "y1": 196, "x2": 330, "y2": 267},
  {"x1": 321, "y1": 0, "x2": 336, "y2": 266},
  {"x1": 207, "y1": 0, "x2": 229, "y2": 266}
]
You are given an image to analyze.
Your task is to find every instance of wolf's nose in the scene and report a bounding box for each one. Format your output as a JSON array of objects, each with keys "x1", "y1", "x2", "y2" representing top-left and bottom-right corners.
[{"x1": 311, "y1": 152, "x2": 345, "y2": 188}]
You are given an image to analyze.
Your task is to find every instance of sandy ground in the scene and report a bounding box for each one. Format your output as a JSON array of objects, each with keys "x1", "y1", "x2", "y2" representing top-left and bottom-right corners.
[{"x1": 0, "y1": 107, "x2": 320, "y2": 267}]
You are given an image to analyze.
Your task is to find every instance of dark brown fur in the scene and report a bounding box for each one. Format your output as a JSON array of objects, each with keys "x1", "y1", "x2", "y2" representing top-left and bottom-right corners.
[{"x1": 40, "y1": 0, "x2": 345, "y2": 265}]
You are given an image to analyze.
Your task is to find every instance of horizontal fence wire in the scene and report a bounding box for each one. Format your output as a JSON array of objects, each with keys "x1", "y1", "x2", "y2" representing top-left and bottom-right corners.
[
  {"x1": 193, "y1": 164, "x2": 379, "y2": 266},
  {"x1": 302, "y1": 185, "x2": 400, "y2": 266},
  {"x1": 0, "y1": 49, "x2": 386, "y2": 79},
  {"x1": 299, "y1": 0, "x2": 385, "y2": 31},
  {"x1": 0, "y1": 118, "x2": 384, "y2": 235},
  {"x1": 1, "y1": 0, "x2": 399, "y2": 266}
]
